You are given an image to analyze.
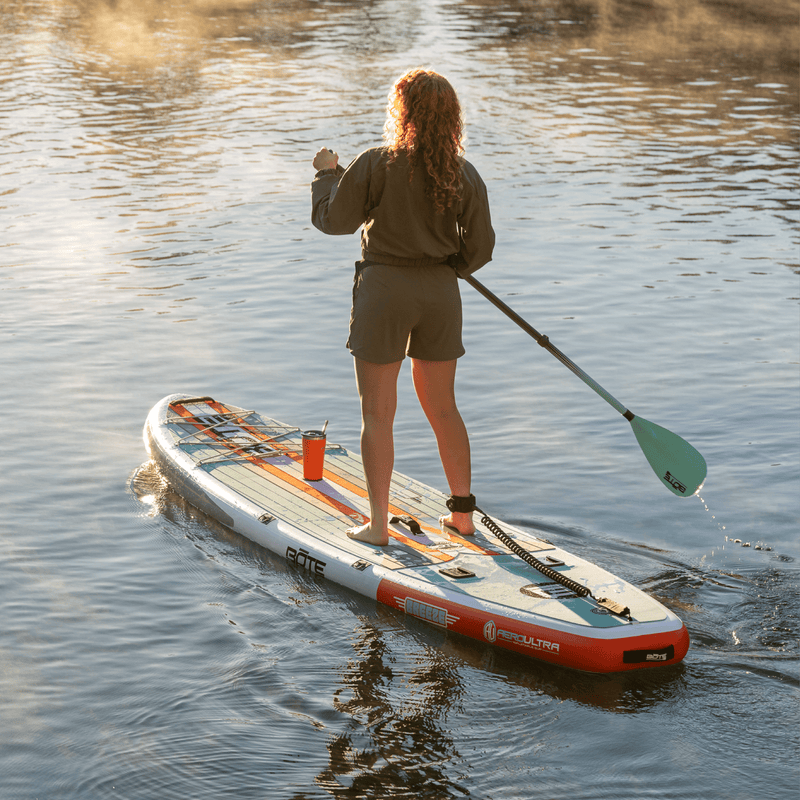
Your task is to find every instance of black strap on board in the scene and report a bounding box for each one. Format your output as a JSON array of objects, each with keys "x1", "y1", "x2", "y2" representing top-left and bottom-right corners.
[{"x1": 390, "y1": 515, "x2": 424, "y2": 536}]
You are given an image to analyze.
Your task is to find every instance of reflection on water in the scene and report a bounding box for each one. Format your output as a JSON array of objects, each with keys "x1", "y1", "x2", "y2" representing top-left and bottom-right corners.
[
  {"x1": 5, "y1": 0, "x2": 798, "y2": 96},
  {"x1": 472, "y1": 0, "x2": 799, "y2": 74},
  {"x1": 322, "y1": 623, "x2": 467, "y2": 798},
  {"x1": 2, "y1": 0, "x2": 795, "y2": 302}
]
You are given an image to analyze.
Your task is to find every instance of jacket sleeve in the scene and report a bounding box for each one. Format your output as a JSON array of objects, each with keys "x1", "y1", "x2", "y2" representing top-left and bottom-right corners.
[
  {"x1": 311, "y1": 154, "x2": 371, "y2": 235},
  {"x1": 454, "y1": 163, "x2": 495, "y2": 277}
]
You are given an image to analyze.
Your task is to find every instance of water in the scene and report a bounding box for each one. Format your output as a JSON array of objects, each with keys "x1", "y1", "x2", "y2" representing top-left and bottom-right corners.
[{"x1": 1, "y1": 0, "x2": 798, "y2": 797}]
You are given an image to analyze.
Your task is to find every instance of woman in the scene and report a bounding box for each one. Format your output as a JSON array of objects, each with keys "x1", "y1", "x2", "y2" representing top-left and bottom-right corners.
[{"x1": 311, "y1": 68, "x2": 494, "y2": 546}]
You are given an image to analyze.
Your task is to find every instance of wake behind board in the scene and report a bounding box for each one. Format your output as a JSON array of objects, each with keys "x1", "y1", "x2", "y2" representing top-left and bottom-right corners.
[{"x1": 144, "y1": 394, "x2": 689, "y2": 673}]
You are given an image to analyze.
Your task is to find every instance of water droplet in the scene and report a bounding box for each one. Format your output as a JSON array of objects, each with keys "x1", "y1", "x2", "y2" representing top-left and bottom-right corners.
[{"x1": 695, "y1": 494, "x2": 770, "y2": 555}]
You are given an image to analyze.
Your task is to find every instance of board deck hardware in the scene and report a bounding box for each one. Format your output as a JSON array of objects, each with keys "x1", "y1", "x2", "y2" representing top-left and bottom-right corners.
[{"x1": 143, "y1": 394, "x2": 690, "y2": 673}]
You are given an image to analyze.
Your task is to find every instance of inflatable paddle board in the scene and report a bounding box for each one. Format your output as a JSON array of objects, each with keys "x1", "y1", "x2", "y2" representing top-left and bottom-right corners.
[{"x1": 143, "y1": 394, "x2": 689, "y2": 673}]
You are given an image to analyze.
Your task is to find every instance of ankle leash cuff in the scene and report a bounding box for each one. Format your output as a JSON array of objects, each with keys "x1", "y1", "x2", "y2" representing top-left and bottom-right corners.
[{"x1": 445, "y1": 494, "x2": 476, "y2": 513}]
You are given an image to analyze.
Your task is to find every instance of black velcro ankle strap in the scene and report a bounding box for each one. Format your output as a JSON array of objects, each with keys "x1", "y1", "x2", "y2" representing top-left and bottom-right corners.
[{"x1": 446, "y1": 494, "x2": 476, "y2": 513}]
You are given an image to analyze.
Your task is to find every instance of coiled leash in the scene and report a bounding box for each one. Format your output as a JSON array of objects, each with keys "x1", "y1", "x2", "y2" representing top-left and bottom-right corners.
[{"x1": 447, "y1": 494, "x2": 631, "y2": 619}]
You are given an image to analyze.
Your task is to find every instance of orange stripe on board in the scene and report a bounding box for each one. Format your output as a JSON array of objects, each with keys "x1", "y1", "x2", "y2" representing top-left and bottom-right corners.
[
  {"x1": 170, "y1": 400, "x2": 451, "y2": 559},
  {"x1": 194, "y1": 400, "x2": 500, "y2": 557},
  {"x1": 170, "y1": 401, "x2": 368, "y2": 525}
]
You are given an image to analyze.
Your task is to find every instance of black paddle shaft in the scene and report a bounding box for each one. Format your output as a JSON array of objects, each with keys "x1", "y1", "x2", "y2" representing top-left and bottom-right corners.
[{"x1": 462, "y1": 273, "x2": 634, "y2": 420}]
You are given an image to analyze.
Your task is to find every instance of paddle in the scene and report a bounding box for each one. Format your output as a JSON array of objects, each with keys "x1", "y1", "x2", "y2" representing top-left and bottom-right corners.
[{"x1": 463, "y1": 273, "x2": 707, "y2": 497}]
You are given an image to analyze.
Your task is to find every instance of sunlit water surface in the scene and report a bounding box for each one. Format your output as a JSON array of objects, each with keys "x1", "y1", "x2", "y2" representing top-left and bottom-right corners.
[{"x1": 1, "y1": 0, "x2": 798, "y2": 798}]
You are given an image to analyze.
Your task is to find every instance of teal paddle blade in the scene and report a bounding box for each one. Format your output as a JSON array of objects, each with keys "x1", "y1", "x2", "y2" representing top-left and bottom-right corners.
[{"x1": 629, "y1": 416, "x2": 707, "y2": 497}]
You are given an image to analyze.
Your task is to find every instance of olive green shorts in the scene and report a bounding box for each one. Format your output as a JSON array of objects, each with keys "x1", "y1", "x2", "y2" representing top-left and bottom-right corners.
[{"x1": 347, "y1": 263, "x2": 465, "y2": 364}]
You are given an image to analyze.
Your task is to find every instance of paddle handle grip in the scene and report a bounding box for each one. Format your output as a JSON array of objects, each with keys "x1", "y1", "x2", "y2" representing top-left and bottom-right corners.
[{"x1": 463, "y1": 274, "x2": 631, "y2": 418}]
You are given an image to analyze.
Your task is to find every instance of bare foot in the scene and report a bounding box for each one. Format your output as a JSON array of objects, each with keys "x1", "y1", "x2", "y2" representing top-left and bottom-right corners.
[
  {"x1": 440, "y1": 511, "x2": 475, "y2": 537},
  {"x1": 346, "y1": 522, "x2": 389, "y2": 546}
]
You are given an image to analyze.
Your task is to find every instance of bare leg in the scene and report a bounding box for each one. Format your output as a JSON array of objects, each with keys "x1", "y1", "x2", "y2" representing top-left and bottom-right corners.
[
  {"x1": 411, "y1": 358, "x2": 475, "y2": 536},
  {"x1": 347, "y1": 357, "x2": 403, "y2": 546}
]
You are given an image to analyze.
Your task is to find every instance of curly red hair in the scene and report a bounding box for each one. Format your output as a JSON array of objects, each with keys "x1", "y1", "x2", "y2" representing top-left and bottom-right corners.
[{"x1": 383, "y1": 69, "x2": 464, "y2": 214}]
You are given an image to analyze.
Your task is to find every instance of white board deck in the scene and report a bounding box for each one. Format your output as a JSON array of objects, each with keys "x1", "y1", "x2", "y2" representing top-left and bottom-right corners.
[{"x1": 144, "y1": 394, "x2": 689, "y2": 672}]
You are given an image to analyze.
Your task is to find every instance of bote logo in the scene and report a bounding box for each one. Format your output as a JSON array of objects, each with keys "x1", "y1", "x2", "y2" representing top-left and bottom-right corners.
[
  {"x1": 286, "y1": 546, "x2": 326, "y2": 577},
  {"x1": 483, "y1": 620, "x2": 497, "y2": 642},
  {"x1": 664, "y1": 471, "x2": 687, "y2": 494}
]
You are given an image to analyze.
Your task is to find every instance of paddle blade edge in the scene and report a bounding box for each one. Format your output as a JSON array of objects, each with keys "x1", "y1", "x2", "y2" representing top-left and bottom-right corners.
[{"x1": 629, "y1": 416, "x2": 707, "y2": 497}]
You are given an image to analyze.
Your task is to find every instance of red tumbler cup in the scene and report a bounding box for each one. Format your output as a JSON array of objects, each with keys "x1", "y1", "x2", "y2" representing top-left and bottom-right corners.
[{"x1": 302, "y1": 430, "x2": 326, "y2": 481}]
